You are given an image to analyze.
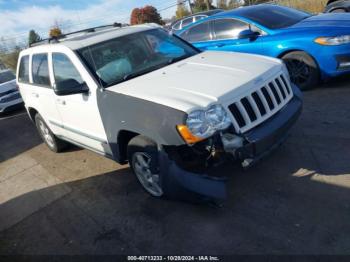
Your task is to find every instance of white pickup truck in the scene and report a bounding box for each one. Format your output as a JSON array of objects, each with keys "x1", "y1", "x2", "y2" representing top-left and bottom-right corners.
[
  {"x1": 17, "y1": 24, "x2": 302, "y2": 201},
  {"x1": 0, "y1": 69, "x2": 23, "y2": 113}
]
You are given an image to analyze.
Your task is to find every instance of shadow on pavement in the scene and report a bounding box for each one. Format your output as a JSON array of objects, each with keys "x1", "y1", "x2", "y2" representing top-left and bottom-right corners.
[
  {"x1": 0, "y1": 78, "x2": 349, "y2": 255},
  {"x1": 0, "y1": 112, "x2": 42, "y2": 163},
  {"x1": 0, "y1": 158, "x2": 349, "y2": 255}
]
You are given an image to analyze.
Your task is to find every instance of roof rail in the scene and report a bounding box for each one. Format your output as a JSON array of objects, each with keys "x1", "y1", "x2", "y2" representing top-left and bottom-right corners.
[{"x1": 29, "y1": 22, "x2": 124, "y2": 47}]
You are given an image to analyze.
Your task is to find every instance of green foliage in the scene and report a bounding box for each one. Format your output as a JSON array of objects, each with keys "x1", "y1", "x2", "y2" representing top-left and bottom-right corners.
[
  {"x1": 130, "y1": 6, "x2": 164, "y2": 25},
  {"x1": 176, "y1": 4, "x2": 191, "y2": 19},
  {"x1": 0, "y1": 46, "x2": 21, "y2": 71},
  {"x1": 49, "y1": 27, "x2": 62, "y2": 38},
  {"x1": 192, "y1": 0, "x2": 215, "y2": 13},
  {"x1": 217, "y1": 0, "x2": 229, "y2": 9},
  {"x1": 28, "y1": 30, "x2": 41, "y2": 46}
]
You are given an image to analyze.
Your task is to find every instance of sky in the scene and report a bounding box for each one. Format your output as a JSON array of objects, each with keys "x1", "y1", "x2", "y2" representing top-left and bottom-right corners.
[{"x1": 0, "y1": 0, "x2": 181, "y2": 48}]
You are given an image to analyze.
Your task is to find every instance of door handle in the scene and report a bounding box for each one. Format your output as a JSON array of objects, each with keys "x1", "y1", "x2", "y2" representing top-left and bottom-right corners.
[
  {"x1": 32, "y1": 92, "x2": 39, "y2": 98},
  {"x1": 215, "y1": 43, "x2": 226, "y2": 48},
  {"x1": 56, "y1": 99, "x2": 66, "y2": 105}
]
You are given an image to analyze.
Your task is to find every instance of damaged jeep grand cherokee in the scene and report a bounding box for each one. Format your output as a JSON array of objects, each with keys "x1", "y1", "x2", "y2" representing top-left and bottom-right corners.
[{"x1": 17, "y1": 24, "x2": 302, "y2": 201}]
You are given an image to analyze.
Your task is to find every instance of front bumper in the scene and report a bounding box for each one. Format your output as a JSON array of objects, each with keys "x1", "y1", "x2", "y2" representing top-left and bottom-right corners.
[
  {"x1": 160, "y1": 84, "x2": 303, "y2": 202},
  {"x1": 312, "y1": 43, "x2": 350, "y2": 79}
]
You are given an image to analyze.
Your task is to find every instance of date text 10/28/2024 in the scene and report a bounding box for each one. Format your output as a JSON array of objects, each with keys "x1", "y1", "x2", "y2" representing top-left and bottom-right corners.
[{"x1": 127, "y1": 256, "x2": 220, "y2": 261}]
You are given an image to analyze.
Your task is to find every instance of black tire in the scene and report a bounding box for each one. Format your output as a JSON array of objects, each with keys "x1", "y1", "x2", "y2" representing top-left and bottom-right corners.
[
  {"x1": 35, "y1": 114, "x2": 68, "y2": 153},
  {"x1": 127, "y1": 135, "x2": 163, "y2": 197},
  {"x1": 330, "y1": 8, "x2": 346, "y2": 13},
  {"x1": 282, "y1": 51, "x2": 320, "y2": 91}
]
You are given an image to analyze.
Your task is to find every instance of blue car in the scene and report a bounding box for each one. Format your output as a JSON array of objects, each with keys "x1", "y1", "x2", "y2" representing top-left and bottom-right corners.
[{"x1": 176, "y1": 4, "x2": 350, "y2": 90}]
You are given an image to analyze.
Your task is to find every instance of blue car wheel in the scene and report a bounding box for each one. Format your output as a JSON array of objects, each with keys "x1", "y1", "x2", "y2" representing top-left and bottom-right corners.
[{"x1": 282, "y1": 51, "x2": 320, "y2": 91}]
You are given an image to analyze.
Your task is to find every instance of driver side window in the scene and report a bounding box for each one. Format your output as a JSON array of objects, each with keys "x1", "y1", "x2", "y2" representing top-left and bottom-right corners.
[
  {"x1": 213, "y1": 19, "x2": 250, "y2": 40},
  {"x1": 52, "y1": 53, "x2": 84, "y2": 89}
]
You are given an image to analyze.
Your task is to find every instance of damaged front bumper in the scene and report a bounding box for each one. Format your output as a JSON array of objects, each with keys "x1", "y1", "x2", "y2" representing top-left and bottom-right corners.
[{"x1": 160, "y1": 85, "x2": 303, "y2": 201}]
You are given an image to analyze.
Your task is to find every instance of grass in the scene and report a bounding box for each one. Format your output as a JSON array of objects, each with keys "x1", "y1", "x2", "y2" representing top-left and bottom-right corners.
[{"x1": 272, "y1": 0, "x2": 328, "y2": 13}]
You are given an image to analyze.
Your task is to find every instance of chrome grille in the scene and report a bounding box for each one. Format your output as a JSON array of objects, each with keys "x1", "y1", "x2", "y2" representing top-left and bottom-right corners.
[{"x1": 228, "y1": 74, "x2": 293, "y2": 133}]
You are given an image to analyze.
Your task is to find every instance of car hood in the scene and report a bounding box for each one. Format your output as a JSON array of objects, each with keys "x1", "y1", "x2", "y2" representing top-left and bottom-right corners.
[
  {"x1": 288, "y1": 13, "x2": 350, "y2": 29},
  {"x1": 0, "y1": 80, "x2": 17, "y2": 95},
  {"x1": 108, "y1": 51, "x2": 283, "y2": 113}
]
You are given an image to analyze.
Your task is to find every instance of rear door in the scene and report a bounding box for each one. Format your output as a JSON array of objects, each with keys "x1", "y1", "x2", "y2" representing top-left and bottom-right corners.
[
  {"x1": 18, "y1": 53, "x2": 64, "y2": 136},
  {"x1": 32, "y1": 53, "x2": 64, "y2": 135}
]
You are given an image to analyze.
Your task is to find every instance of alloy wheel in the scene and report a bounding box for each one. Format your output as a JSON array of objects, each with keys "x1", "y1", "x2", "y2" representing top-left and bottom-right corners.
[
  {"x1": 39, "y1": 120, "x2": 55, "y2": 148},
  {"x1": 132, "y1": 152, "x2": 163, "y2": 197}
]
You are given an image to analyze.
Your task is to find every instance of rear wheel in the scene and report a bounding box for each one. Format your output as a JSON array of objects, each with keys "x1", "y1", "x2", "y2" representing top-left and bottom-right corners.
[
  {"x1": 35, "y1": 114, "x2": 68, "y2": 153},
  {"x1": 127, "y1": 136, "x2": 163, "y2": 197},
  {"x1": 282, "y1": 51, "x2": 320, "y2": 91}
]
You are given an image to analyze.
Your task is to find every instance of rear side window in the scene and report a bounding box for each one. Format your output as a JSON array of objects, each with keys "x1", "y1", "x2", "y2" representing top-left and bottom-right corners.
[
  {"x1": 52, "y1": 53, "x2": 84, "y2": 85},
  {"x1": 213, "y1": 19, "x2": 250, "y2": 40},
  {"x1": 32, "y1": 54, "x2": 51, "y2": 87},
  {"x1": 180, "y1": 21, "x2": 212, "y2": 42},
  {"x1": 18, "y1": 56, "x2": 30, "y2": 83}
]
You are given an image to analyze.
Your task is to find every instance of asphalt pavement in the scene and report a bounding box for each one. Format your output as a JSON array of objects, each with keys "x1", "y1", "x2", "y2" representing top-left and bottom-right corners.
[{"x1": 0, "y1": 78, "x2": 350, "y2": 255}]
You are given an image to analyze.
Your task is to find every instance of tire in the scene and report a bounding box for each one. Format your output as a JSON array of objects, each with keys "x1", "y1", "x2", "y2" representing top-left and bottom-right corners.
[
  {"x1": 127, "y1": 135, "x2": 163, "y2": 197},
  {"x1": 330, "y1": 8, "x2": 346, "y2": 13},
  {"x1": 282, "y1": 51, "x2": 320, "y2": 91},
  {"x1": 35, "y1": 114, "x2": 68, "y2": 153}
]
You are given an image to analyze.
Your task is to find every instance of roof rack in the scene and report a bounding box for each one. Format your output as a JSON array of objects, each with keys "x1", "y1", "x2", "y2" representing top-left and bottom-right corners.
[{"x1": 29, "y1": 22, "x2": 124, "y2": 47}]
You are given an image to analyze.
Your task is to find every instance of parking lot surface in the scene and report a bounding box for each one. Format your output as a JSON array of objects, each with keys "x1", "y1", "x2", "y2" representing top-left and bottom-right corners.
[{"x1": 0, "y1": 78, "x2": 350, "y2": 255}]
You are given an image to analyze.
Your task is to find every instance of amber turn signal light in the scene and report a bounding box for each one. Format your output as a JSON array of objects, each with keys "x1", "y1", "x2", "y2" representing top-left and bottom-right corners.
[{"x1": 176, "y1": 125, "x2": 204, "y2": 144}]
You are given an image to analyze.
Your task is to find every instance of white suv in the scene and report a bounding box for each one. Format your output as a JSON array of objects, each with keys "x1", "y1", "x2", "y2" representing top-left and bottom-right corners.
[{"x1": 17, "y1": 24, "x2": 302, "y2": 201}]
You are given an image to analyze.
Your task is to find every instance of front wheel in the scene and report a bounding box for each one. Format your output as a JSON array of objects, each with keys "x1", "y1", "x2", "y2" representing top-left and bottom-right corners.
[
  {"x1": 330, "y1": 8, "x2": 346, "y2": 13},
  {"x1": 282, "y1": 51, "x2": 320, "y2": 91},
  {"x1": 127, "y1": 136, "x2": 163, "y2": 197}
]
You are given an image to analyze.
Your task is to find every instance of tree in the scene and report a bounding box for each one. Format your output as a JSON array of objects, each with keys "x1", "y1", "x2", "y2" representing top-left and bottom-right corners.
[
  {"x1": 28, "y1": 30, "x2": 41, "y2": 46},
  {"x1": 176, "y1": 4, "x2": 191, "y2": 19},
  {"x1": 49, "y1": 26, "x2": 63, "y2": 38},
  {"x1": 217, "y1": 0, "x2": 229, "y2": 9},
  {"x1": 0, "y1": 46, "x2": 22, "y2": 71},
  {"x1": 130, "y1": 5, "x2": 163, "y2": 25},
  {"x1": 192, "y1": 0, "x2": 215, "y2": 13},
  {"x1": 228, "y1": 0, "x2": 245, "y2": 9}
]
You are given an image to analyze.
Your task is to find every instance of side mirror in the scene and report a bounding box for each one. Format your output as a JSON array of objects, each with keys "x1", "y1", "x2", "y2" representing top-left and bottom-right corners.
[
  {"x1": 238, "y1": 29, "x2": 260, "y2": 40},
  {"x1": 54, "y1": 79, "x2": 89, "y2": 96}
]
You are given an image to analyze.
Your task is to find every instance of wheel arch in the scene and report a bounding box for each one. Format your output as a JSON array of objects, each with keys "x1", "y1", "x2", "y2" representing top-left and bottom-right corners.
[
  {"x1": 117, "y1": 130, "x2": 140, "y2": 163},
  {"x1": 28, "y1": 107, "x2": 39, "y2": 122},
  {"x1": 329, "y1": 7, "x2": 347, "y2": 12},
  {"x1": 278, "y1": 49, "x2": 321, "y2": 71}
]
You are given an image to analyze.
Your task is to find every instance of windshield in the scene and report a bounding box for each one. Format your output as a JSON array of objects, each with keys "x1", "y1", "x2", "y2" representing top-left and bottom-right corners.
[
  {"x1": 0, "y1": 70, "x2": 15, "y2": 84},
  {"x1": 239, "y1": 5, "x2": 311, "y2": 29},
  {"x1": 78, "y1": 29, "x2": 199, "y2": 87}
]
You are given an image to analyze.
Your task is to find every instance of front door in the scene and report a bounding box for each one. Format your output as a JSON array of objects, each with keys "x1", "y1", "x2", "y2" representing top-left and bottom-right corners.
[
  {"x1": 50, "y1": 52, "x2": 110, "y2": 156},
  {"x1": 194, "y1": 18, "x2": 264, "y2": 55}
]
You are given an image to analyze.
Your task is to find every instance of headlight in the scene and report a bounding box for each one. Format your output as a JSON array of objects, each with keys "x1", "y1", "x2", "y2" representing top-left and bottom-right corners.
[
  {"x1": 315, "y1": 35, "x2": 350, "y2": 46},
  {"x1": 186, "y1": 104, "x2": 231, "y2": 139}
]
